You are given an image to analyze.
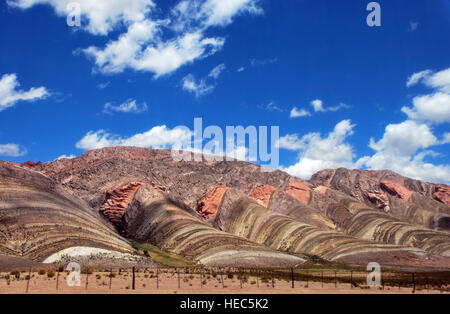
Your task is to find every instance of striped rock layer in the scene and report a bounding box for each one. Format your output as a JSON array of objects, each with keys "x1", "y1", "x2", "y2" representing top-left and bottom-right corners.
[
  {"x1": 0, "y1": 163, "x2": 132, "y2": 261},
  {"x1": 123, "y1": 186, "x2": 304, "y2": 268}
]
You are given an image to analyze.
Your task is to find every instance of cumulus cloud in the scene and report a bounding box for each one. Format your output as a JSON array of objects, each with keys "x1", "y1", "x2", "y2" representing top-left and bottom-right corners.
[
  {"x1": 0, "y1": 143, "x2": 27, "y2": 157},
  {"x1": 10, "y1": 1, "x2": 262, "y2": 78},
  {"x1": 289, "y1": 99, "x2": 348, "y2": 119},
  {"x1": 0, "y1": 73, "x2": 49, "y2": 112},
  {"x1": 182, "y1": 74, "x2": 215, "y2": 97},
  {"x1": 208, "y1": 63, "x2": 226, "y2": 79},
  {"x1": 406, "y1": 67, "x2": 450, "y2": 92},
  {"x1": 280, "y1": 120, "x2": 359, "y2": 179},
  {"x1": 402, "y1": 92, "x2": 450, "y2": 124},
  {"x1": 8, "y1": 0, "x2": 154, "y2": 35},
  {"x1": 403, "y1": 67, "x2": 450, "y2": 123},
  {"x1": 357, "y1": 119, "x2": 450, "y2": 183},
  {"x1": 290, "y1": 107, "x2": 311, "y2": 118},
  {"x1": 76, "y1": 126, "x2": 193, "y2": 151},
  {"x1": 103, "y1": 99, "x2": 148, "y2": 114},
  {"x1": 182, "y1": 63, "x2": 226, "y2": 97}
]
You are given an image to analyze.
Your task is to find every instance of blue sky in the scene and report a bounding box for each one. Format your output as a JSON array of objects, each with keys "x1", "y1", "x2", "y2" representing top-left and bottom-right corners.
[{"x1": 0, "y1": 0, "x2": 449, "y2": 183}]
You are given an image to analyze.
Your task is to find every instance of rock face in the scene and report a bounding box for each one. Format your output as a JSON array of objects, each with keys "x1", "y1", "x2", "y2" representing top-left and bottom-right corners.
[
  {"x1": 435, "y1": 185, "x2": 450, "y2": 206},
  {"x1": 380, "y1": 180, "x2": 414, "y2": 201},
  {"x1": 196, "y1": 185, "x2": 228, "y2": 220},
  {"x1": 284, "y1": 182, "x2": 311, "y2": 205},
  {"x1": 2, "y1": 147, "x2": 450, "y2": 270},
  {"x1": 99, "y1": 182, "x2": 145, "y2": 226},
  {"x1": 250, "y1": 185, "x2": 277, "y2": 206},
  {"x1": 311, "y1": 168, "x2": 450, "y2": 228},
  {"x1": 0, "y1": 162, "x2": 132, "y2": 261}
]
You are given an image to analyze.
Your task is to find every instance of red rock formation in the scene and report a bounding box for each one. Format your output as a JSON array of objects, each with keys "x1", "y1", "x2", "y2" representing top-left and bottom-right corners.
[
  {"x1": 380, "y1": 180, "x2": 414, "y2": 201},
  {"x1": 197, "y1": 186, "x2": 228, "y2": 220},
  {"x1": 284, "y1": 182, "x2": 311, "y2": 205},
  {"x1": 434, "y1": 185, "x2": 450, "y2": 206},
  {"x1": 100, "y1": 182, "x2": 145, "y2": 225},
  {"x1": 250, "y1": 185, "x2": 277, "y2": 207},
  {"x1": 367, "y1": 190, "x2": 390, "y2": 212}
]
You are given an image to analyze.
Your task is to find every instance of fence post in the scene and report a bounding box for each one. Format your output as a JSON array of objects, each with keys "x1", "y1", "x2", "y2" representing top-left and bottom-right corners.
[
  {"x1": 256, "y1": 269, "x2": 259, "y2": 288},
  {"x1": 156, "y1": 267, "x2": 159, "y2": 289},
  {"x1": 426, "y1": 276, "x2": 429, "y2": 293},
  {"x1": 350, "y1": 271, "x2": 353, "y2": 289},
  {"x1": 85, "y1": 270, "x2": 89, "y2": 290},
  {"x1": 306, "y1": 270, "x2": 309, "y2": 287},
  {"x1": 239, "y1": 269, "x2": 243, "y2": 289},
  {"x1": 271, "y1": 271, "x2": 274, "y2": 288},
  {"x1": 56, "y1": 268, "x2": 60, "y2": 291},
  {"x1": 291, "y1": 268, "x2": 295, "y2": 289},
  {"x1": 335, "y1": 271, "x2": 337, "y2": 288},
  {"x1": 321, "y1": 271, "x2": 324, "y2": 288},
  {"x1": 220, "y1": 268, "x2": 224, "y2": 289},
  {"x1": 26, "y1": 267, "x2": 32, "y2": 294},
  {"x1": 200, "y1": 268, "x2": 203, "y2": 288},
  {"x1": 412, "y1": 273, "x2": 415, "y2": 293},
  {"x1": 177, "y1": 268, "x2": 180, "y2": 289},
  {"x1": 132, "y1": 267, "x2": 136, "y2": 290},
  {"x1": 109, "y1": 269, "x2": 112, "y2": 290}
]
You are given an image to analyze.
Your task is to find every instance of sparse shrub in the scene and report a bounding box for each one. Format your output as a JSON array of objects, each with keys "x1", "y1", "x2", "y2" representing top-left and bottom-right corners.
[
  {"x1": 58, "y1": 266, "x2": 64, "y2": 272},
  {"x1": 96, "y1": 274, "x2": 101, "y2": 280},
  {"x1": 38, "y1": 269, "x2": 46, "y2": 275},
  {"x1": 47, "y1": 270, "x2": 55, "y2": 278},
  {"x1": 227, "y1": 273, "x2": 234, "y2": 279},
  {"x1": 81, "y1": 268, "x2": 93, "y2": 275},
  {"x1": 10, "y1": 270, "x2": 20, "y2": 279}
]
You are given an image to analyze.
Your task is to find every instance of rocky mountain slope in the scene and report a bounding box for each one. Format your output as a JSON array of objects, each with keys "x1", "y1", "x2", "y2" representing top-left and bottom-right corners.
[{"x1": 1, "y1": 147, "x2": 449, "y2": 270}]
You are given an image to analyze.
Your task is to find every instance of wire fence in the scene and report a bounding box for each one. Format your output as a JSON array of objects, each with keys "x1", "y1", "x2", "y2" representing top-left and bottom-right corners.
[{"x1": 1, "y1": 266, "x2": 449, "y2": 294}]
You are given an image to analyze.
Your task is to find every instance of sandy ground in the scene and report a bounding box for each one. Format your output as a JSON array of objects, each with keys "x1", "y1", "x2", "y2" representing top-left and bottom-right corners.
[{"x1": 0, "y1": 270, "x2": 447, "y2": 294}]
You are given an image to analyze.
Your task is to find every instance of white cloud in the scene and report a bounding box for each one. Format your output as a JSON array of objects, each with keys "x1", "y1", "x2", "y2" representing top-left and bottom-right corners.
[
  {"x1": 264, "y1": 101, "x2": 283, "y2": 112},
  {"x1": 8, "y1": 0, "x2": 154, "y2": 35},
  {"x1": 0, "y1": 73, "x2": 49, "y2": 112},
  {"x1": 55, "y1": 154, "x2": 76, "y2": 161},
  {"x1": 290, "y1": 107, "x2": 311, "y2": 118},
  {"x1": 0, "y1": 144, "x2": 27, "y2": 157},
  {"x1": 311, "y1": 99, "x2": 325, "y2": 112},
  {"x1": 359, "y1": 120, "x2": 450, "y2": 183},
  {"x1": 402, "y1": 92, "x2": 450, "y2": 124},
  {"x1": 309, "y1": 99, "x2": 348, "y2": 113},
  {"x1": 97, "y1": 82, "x2": 110, "y2": 89},
  {"x1": 182, "y1": 74, "x2": 215, "y2": 97},
  {"x1": 103, "y1": 99, "x2": 148, "y2": 114},
  {"x1": 208, "y1": 63, "x2": 226, "y2": 79},
  {"x1": 76, "y1": 126, "x2": 193, "y2": 151},
  {"x1": 406, "y1": 69, "x2": 432, "y2": 87},
  {"x1": 406, "y1": 67, "x2": 450, "y2": 92},
  {"x1": 10, "y1": 1, "x2": 261, "y2": 78},
  {"x1": 280, "y1": 120, "x2": 359, "y2": 179},
  {"x1": 409, "y1": 21, "x2": 419, "y2": 32},
  {"x1": 237, "y1": 66, "x2": 245, "y2": 72},
  {"x1": 368, "y1": 120, "x2": 438, "y2": 156}
]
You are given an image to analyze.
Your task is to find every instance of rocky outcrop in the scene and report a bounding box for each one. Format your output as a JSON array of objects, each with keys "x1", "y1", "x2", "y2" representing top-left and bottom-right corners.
[
  {"x1": 99, "y1": 182, "x2": 145, "y2": 226},
  {"x1": 434, "y1": 185, "x2": 450, "y2": 206},
  {"x1": 380, "y1": 180, "x2": 414, "y2": 201},
  {"x1": 250, "y1": 185, "x2": 276, "y2": 206},
  {"x1": 284, "y1": 182, "x2": 311, "y2": 205},
  {"x1": 196, "y1": 186, "x2": 228, "y2": 220},
  {"x1": 0, "y1": 163, "x2": 132, "y2": 261},
  {"x1": 311, "y1": 168, "x2": 450, "y2": 227}
]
